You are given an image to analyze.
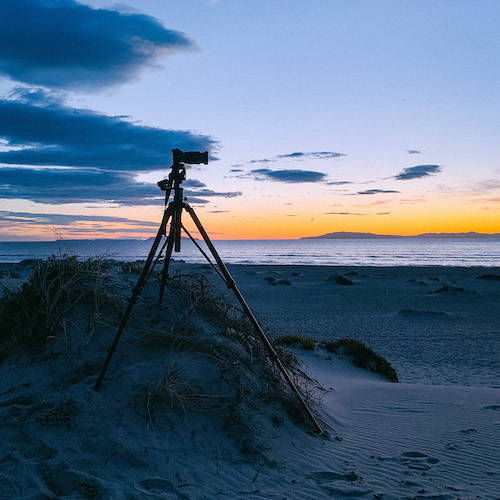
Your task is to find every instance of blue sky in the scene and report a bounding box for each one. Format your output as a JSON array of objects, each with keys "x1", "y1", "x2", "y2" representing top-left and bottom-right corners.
[{"x1": 1, "y1": 0, "x2": 500, "y2": 239}]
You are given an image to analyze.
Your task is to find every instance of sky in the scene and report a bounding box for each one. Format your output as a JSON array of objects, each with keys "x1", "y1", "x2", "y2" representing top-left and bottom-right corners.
[{"x1": 1, "y1": 0, "x2": 500, "y2": 240}]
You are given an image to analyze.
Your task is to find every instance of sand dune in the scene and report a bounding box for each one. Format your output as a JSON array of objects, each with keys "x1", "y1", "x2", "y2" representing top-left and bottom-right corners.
[{"x1": 1, "y1": 260, "x2": 499, "y2": 498}]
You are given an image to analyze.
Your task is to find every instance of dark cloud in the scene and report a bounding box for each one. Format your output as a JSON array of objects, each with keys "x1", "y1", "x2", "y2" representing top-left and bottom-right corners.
[
  {"x1": 324, "y1": 212, "x2": 365, "y2": 216},
  {"x1": 0, "y1": 91, "x2": 214, "y2": 170},
  {"x1": 394, "y1": 165, "x2": 441, "y2": 180},
  {"x1": 406, "y1": 150, "x2": 421, "y2": 154},
  {"x1": 183, "y1": 179, "x2": 206, "y2": 188},
  {"x1": 207, "y1": 210, "x2": 229, "y2": 213},
  {"x1": 376, "y1": 212, "x2": 391, "y2": 215},
  {"x1": 325, "y1": 181, "x2": 352, "y2": 185},
  {"x1": 250, "y1": 168, "x2": 327, "y2": 183},
  {"x1": 0, "y1": 0, "x2": 194, "y2": 90},
  {"x1": 229, "y1": 168, "x2": 243, "y2": 173},
  {"x1": 0, "y1": 167, "x2": 240, "y2": 205},
  {"x1": 356, "y1": 189, "x2": 400, "y2": 195},
  {"x1": 0, "y1": 211, "x2": 157, "y2": 227}
]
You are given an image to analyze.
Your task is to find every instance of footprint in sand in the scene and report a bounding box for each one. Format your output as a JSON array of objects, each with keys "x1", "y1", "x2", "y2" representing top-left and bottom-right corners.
[
  {"x1": 310, "y1": 471, "x2": 361, "y2": 483},
  {"x1": 399, "y1": 452, "x2": 439, "y2": 471},
  {"x1": 137, "y1": 478, "x2": 190, "y2": 499},
  {"x1": 483, "y1": 404, "x2": 500, "y2": 411},
  {"x1": 459, "y1": 428, "x2": 477, "y2": 434},
  {"x1": 310, "y1": 471, "x2": 373, "y2": 498}
]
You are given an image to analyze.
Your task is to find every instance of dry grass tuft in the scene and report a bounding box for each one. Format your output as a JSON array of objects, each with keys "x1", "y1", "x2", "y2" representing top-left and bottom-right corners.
[
  {"x1": 0, "y1": 256, "x2": 107, "y2": 356},
  {"x1": 322, "y1": 338, "x2": 399, "y2": 382},
  {"x1": 275, "y1": 334, "x2": 316, "y2": 350}
]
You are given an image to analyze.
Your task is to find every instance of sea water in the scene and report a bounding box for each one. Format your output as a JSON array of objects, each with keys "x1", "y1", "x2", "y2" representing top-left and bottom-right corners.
[{"x1": 0, "y1": 238, "x2": 499, "y2": 266}]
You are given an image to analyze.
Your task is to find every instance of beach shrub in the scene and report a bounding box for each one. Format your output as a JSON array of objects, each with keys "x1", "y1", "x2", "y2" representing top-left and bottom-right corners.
[
  {"x1": 327, "y1": 275, "x2": 353, "y2": 285},
  {"x1": 275, "y1": 334, "x2": 315, "y2": 350},
  {"x1": 430, "y1": 285, "x2": 465, "y2": 294},
  {"x1": 476, "y1": 274, "x2": 500, "y2": 281},
  {"x1": 0, "y1": 256, "x2": 105, "y2": 355},
  {"x1": 322, "y1": 338, "x2": 398, "y2": 382}
]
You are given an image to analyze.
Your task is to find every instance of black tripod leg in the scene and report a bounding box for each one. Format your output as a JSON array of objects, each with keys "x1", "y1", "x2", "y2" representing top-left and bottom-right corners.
[
  {"x1": 183, "y1": 204, "x2": 323, "y2": 434},
  {"x1": 94, "y1": 207, "x2": 172, "y2": 391},
  {"x1": 158, "y1": 217, "x2": 177, "y2": 303}
]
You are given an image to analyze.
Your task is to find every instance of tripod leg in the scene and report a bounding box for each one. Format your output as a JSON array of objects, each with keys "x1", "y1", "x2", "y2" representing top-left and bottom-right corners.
[
  {"x1": 158, "y1": 219, "x2": 176, "y2": 303},
  {"x1": 94, "y1": 207, "x2": 172, "y2": 391},
  {"x1": 183, "y1": 204, "x2": 323, "y2": 434}
]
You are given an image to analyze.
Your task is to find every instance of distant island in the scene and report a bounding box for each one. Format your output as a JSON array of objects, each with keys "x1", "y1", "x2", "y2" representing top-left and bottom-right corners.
[{"x1": 301, "y1": 231, "x2": 500, "y2": 239}]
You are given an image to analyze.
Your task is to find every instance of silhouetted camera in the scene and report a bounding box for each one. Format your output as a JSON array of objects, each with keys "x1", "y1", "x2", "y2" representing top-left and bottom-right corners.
[{"x1": 172, "y1": 149, "x2": 208, "y2": 165}]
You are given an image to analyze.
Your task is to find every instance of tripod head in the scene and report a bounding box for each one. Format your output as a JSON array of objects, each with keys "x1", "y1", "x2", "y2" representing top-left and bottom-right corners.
[{"x1": 157, "y1": 149, "x2": 208, "y2": 191}]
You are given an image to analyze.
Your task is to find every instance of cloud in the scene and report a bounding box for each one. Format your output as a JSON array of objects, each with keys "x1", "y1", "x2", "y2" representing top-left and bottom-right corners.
[
  {"x1": 0, "y1": 167, "x2": 240, "y2": 205},
  {"x1": 325, "y1": 181, "x2": 352, "y2": 185},
  {"x1": 0, "y1": 90, "x2": 215, "y2": 170},
  {"x1": 184, "y1": 188, "x2": 241, "y2": 199},
  {"x1": 0, "y1": 0, "x2": 194, "y2": 90},
  {"x1": 355, "y1": 189, "x2": 400, "y2": 195},
  {"x1": 323, "y1": 212, "x2": 365, "y2": 216},
  {"x1": 406, "y1": 149, "x2": 421, "y2": 154},
  {"x1": 394, "y1": 165, "x2": 441, "y2": 180},
  {"x1": 0, "y1": 211, "x2": 158, "y2": 227},
  {"x1": 250, "y1": 168, "x2": 327, "y2": 183},
  {"x1": 182, "y1": 179, "x2": 206, "y2": 188},
  {"x1": 276, "y1": 151, "x2": 345, "y2": 160},
  {"x1": 376, "y1": 212, "x2": 391, "y2": 215},
  {"x1": 240, "y1": 151, "x2": 345, "y2": 167}
]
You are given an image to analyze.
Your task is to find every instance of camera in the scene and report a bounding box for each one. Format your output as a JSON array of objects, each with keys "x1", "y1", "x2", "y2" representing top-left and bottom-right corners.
[{"x1": 172, "y1": 149, "x2": 208, "y2": 165}]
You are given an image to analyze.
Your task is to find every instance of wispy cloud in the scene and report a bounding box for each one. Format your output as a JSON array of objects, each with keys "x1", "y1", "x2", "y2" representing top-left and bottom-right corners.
[
  {"x1": 394, "y1": 165, "x2": 441, "y2": 180},
  {"x1": 236, "y1": 151, "x2": 345, "y2": 168},
  {"x1": 324, "y1": 212, "x2": 365, "y2": 216},
  {"x1": 0, "y1": 0, "x2": 194, "y2": 90},
  {"x1": 0, "y1": 211, "x2": 157, "y2": 227},
  {"x1": 355, "y1": 189, "x2": 400, "y2": 195},
  {"x1": 406, "y1": 149, "x2": 421, "y2": 154}
]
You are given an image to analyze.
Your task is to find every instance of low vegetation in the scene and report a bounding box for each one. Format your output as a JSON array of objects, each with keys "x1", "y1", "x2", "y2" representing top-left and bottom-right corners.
[
  {"x1": 0, "y1": 256, "x2": 106, "y2": 356},
  {"x1": 275, "y1": 334, "x2": 315, "y2": 350},
  {"x1": 275, "y1": 334, "x2": 399, "y2": 383},
  {"x1": 322, "y1": 338, "x2": 399, "y2": 382}
]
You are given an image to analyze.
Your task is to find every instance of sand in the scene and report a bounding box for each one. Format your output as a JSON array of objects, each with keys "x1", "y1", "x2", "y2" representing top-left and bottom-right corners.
[{"x1": 0, "y1": 260, "x2": 499, "y2": 499}]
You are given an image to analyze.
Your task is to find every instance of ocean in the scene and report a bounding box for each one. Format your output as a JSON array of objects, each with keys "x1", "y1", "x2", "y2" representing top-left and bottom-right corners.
[{"x1": 0, "y1": 238, "x2": 499, "y2": 266}]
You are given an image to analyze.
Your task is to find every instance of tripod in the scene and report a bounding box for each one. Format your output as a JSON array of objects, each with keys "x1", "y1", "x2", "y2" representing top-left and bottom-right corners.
[{"x1": 94, "y1": 150, "x2": 323, "y2": 434}]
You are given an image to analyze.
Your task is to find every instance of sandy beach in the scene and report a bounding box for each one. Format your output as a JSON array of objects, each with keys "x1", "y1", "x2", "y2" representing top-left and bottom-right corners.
[
  {"x1": 185, "y1": 262, "x2": 500, "y2": 387},
  {"x1": 1, "y1": 259, "x2": 499, "y2": 499}
]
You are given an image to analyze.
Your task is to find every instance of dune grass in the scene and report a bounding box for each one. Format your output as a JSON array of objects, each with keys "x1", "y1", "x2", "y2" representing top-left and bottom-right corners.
[
  {"x1": 322, "y1": 338, "x2": 399, "y2": 382},
  {"x1": 275, "y1": 333, "x2": 399, "y2": 383},
  {"x1": 275, "y1": 334, "x2": 316, "y2": 350},
  {"x1": 0, "y1": 256, "x2": 106, "y2": 355}
]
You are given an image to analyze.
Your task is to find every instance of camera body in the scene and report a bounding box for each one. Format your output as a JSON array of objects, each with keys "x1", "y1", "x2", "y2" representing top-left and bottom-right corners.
[{"x1": 172, "y1": 148, "x2": 208, "y2": 166}]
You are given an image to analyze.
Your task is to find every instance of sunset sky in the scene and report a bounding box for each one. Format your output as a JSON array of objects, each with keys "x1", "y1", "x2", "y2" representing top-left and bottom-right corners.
[{"x1": 1, "y1": 0, "x2": 500, "y2": 240}]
